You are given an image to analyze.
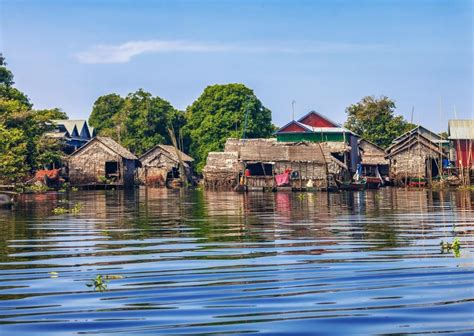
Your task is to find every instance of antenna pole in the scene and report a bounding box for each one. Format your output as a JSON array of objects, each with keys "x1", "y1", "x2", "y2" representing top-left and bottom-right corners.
[{"x1": 292, "y1": 100, "x2": 296, "y2": 121}]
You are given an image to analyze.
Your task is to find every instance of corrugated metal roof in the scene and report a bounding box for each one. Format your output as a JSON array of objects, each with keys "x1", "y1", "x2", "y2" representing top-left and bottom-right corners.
[{"x1": 448, "y1": 119, "x2": 474, "y2": 140}]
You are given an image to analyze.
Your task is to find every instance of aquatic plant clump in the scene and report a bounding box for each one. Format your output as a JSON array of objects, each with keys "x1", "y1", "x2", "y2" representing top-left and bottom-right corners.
[{"x1": 440, "y1": 238, "x2": 461, "y2": 257}]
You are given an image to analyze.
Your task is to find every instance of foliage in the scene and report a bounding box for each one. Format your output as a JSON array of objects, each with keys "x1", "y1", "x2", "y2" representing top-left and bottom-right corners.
[
  {"x1": 52, "y1": 202, "x2": 83, "y2": 215},
  {"x1": 89, "y1": 93, "x2": 124, "y2": 133},
  {"x1": 344, "y1": 96, "x2": 414, "y2": 149},
  {"x1": 182, "y1": 84, "x2": 274, "y2": 171},
  {"x1": 89, "y1": 89, "x2": 183, "y2": 156},
  {"x1": 0, "y1": 54, "x2": 67, "y2": 183},
  {"x1": 0, "y1": 123, "x2": 29, "y2": 181},
  {"x1": 440, "y1": 237, "x2": 461, "y2": 257}
]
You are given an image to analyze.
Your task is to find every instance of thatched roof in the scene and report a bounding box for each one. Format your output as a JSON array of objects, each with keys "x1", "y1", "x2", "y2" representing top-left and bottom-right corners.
[
  {"x1": 386, "y1": 133, "x2": 446, "y2": 158},
  {"x1": 69, "y1": 136, "x2": 137, "y2": 160},
  {"x1": 359, "y1": 139, "x2": 389, "y2": 165},
  {"x1": 203, "y1": 152, "x2": 240, "y2": 173},
  {"x1": 140, "y1": 144, "x2": 194, "y2": 163}
]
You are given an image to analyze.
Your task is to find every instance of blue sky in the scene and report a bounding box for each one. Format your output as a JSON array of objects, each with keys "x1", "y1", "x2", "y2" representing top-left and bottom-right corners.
[{"x1": 0, "y1": 0, "x2": 472, "y2": 131}]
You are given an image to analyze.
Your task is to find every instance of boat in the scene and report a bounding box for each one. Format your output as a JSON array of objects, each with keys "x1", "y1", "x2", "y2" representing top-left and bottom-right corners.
[
  {"x1": 337, "y1": 179, "x2": 366, "y2": 191},
  {"x1": 364, "y1": 176, "x2": 383, "y2": 189},
  {"x1": 0, "y1": 193, "x2": 14, "y2": 209},
  {"x1": 408, "y1": 177, "x2": 427, "y2": 187}
]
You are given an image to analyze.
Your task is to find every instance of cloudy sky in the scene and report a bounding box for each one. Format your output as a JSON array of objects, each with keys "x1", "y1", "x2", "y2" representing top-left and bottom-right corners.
[{"x1": 0, "y1": 0, "x2": 472, "y2": 131}]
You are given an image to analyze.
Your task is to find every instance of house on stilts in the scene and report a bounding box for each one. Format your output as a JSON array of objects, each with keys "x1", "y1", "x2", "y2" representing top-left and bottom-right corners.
[
  {"x1": 68, "y1": 136, "x2": 138, "y2": 188},
  {"x1": 137, "y1": 144, "x2": 194, "y2": 187},
  {"x1": 385, "y1": 127, "x2": 448, "y2": 186}
]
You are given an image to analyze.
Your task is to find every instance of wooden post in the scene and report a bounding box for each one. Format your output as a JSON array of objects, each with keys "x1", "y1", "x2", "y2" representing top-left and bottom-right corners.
[{"x1": 168, "y1": 127, "x2": 188, "y2": 187}]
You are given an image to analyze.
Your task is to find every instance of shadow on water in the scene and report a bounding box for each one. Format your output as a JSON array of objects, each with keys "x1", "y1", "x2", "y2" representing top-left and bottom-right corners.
[{"x1": 0, "y1": 188, "x2": 473, "y2": 335}]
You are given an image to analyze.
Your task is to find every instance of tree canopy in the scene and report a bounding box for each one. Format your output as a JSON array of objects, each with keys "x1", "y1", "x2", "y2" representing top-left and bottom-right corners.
[
  {"x1": 0, "y1": 54, "x2": 66, "y2": 182},
  {"x1": 89, "y1": 89, "x2": 184, "y2": 156},
  {"x1": 182, "y1": 83, "x2": 274, "y2": 171},
  {"x1": 344, "y1": 96, "x2": 414, "y2": 148}
]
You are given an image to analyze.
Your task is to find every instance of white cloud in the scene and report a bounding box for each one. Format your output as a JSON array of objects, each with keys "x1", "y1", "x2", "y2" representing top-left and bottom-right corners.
[{"x1": 75, "y1": 40, "x2": 387, "y2": 64}]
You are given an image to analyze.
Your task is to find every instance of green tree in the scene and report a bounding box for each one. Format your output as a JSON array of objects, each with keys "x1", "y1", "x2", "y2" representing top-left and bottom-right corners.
[
  {"x1": 0, "y1": 123, "x2": 29, "y2": 182},
  {"x1": 89, "y1": 89, "x2": 182, "y2": 156},
  {"x1": 344, "y1": 96, "x2": 414, "y2": 148},
  {"x1": 183, "y1": 83, "x2": 273, "y2": 171},
  {"x1": 0, "y1": 55, "x2": 67, "y2": 182},
  {"x1": 89, "y1": 93, "x2": 124, "y2": 133}
]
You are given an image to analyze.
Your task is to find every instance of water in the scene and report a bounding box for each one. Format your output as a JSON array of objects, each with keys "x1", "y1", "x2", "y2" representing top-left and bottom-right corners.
[{"x1": 0, "y1": 188, "x2": 473, "y2": 335}]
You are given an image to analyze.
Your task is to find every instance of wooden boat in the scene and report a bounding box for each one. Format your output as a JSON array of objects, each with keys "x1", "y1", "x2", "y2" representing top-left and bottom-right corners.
[
  {"x1": 408, "y1": 177, "x2": 427, "y2": 187},
  {"x1": 364, "y1": 176, "x2": 382, "y2": 189},
  {"x1": 337, "y1": 179, "x2": 366, "y2": 191},
  {"x1": 0, "y1": 193, "x2": 14, "y2": 209}
]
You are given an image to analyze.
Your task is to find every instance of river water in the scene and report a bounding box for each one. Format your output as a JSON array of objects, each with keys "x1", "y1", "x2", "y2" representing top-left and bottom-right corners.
[{"x1": 0, "y1": 189, "x2": 473, "y2": 335}]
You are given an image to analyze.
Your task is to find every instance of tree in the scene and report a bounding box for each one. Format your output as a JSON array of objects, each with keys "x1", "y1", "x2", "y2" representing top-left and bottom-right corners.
[
  {"x1": 0, "y1": 55, "x2": 67, "y2": 182},
  {"x1": 182, "y1": 83, "x2": 273, "y2": 171},
  {"x1": 89, "y1": 89, "x2": 181, "y2": 156},
  {"x1": 0, "y1": 123, "x2": 29, "y2": 182},
  {"x1": 89, "y1": 93, "x2": 124, "y2": 133},
  {"x1": 344, "y1": 96, "x2": 414, "y2": 148},
  {"x1": 0, "y1": 54, "x2": 14, "y2": 87}
]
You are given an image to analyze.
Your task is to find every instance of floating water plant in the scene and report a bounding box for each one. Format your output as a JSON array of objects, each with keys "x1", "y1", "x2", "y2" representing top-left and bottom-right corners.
[
  {"x1": 52, "y1": 202, "x2": 83, "y2": 215},
  {"x1": 87, "y1": 275, "x2": 108, "y2": 292},
  {"x1": 440, "y1": 237, "x2": 461, "y2": 257}
]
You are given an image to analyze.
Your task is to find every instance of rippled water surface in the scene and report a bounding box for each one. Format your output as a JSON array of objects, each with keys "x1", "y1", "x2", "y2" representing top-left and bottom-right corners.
[{"x1": 0, "y1": 189, "x2": 473, "y2": 335}]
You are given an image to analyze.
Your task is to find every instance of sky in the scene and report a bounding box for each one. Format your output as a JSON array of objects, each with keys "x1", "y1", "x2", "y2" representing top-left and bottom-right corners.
[{"x1": 0, "y1": 0, "x2": 472, "y2": 132}]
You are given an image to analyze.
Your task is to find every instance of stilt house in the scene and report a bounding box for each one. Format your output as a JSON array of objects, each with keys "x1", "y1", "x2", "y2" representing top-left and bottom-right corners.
[
  {"x1": 138, "y1": 145, "x2": 194, "y2": 186},
  {"x1": 274, "y1": 111, "x2": 360, "y2": 173},
  {"x1": 68, "y1": 136, "x2": 138, "y2": 188},
  {"x1": 385, "y1": 129, "x2": 446, "y2": 184},
  {"x1": 203, "y1": 138, "x2": 346, "y2": 190}
]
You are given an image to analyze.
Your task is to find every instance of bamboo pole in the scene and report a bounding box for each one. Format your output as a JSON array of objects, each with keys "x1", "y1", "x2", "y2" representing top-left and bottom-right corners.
[{"x1": 168, "y1": 127, "x2": 188, "y2": 187}]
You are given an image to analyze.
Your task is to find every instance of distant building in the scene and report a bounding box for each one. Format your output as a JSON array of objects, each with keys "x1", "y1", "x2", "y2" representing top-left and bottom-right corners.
[
  {"x1": 138, "y1": 144, "x2": 194, "y2": 186},
  {"x1": 448, "y1": 119, "x2": 474, "y2": 169},
  {"x1": 68, "y1": 136, "x2": 138, "y2": 188},
  {"x1": 46, "y1": 120, "x2": 96, "y2": 154},
  {"x1": 274, "y1": 111, "x2": 360, "y2": 173},
  {"x1": 358, "y1": 139, "x2": 389, "y2": 187},
  {"x1": 203, "y1": 138, "x2": 346, "y2": 190},
  {"x1": 385, "y1": 129, "x2": 447, "y2": 184}
]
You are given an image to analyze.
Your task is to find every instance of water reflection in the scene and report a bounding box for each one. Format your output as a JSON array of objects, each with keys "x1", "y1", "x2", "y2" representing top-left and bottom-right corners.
[{"x1": 0, "y1": 188, "x2": 473, "y2": 335}]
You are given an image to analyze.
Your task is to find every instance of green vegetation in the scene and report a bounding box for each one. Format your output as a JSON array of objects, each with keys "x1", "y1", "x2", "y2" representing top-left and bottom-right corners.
[
  {"x1": 0, "y1": 54, "x2": 66, "y2": 183},
  {"x1": 182, "y1": 84, "x2": 274, "y2": 171},
  {"x1": 52, "y1": 202, "x2": 83, "y2": 215},
  {"x1": 89, "y1": 89, "x2": 184, "y2": 156},
  {"x1": 344, "y1": 96, "x2": 415, "y2": 148},
  {"x1": 440, "y1": 238, "x2": 461, "y2": 257}
]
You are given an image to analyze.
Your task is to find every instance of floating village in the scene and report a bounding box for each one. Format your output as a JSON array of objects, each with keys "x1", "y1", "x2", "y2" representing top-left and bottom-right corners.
[{"x1": 1, "y1": 110, "x2": 472, "y2": 207}]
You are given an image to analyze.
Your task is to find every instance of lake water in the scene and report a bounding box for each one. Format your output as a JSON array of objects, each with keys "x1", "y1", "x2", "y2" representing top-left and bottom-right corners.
[{"x1": 0, "y1": 189, "x2": 473, "y2": 335}]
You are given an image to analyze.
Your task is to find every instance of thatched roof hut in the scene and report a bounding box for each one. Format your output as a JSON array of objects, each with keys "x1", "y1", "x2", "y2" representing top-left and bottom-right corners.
[
  {"x1": 68, "y1": 136, "x2": 138, "y2": 188},
  {"x1": 138, "y1": 144, "x2": 194, "y2": 186}
]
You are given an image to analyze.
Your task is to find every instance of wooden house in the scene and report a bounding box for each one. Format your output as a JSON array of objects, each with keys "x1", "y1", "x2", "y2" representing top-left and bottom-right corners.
[
  {"x1": 138, "y1": 145, "x2": 194, "y2": 186},
  {"x1": 68, "y1": 136, "x2": 138, "y2": 188},
  {"x1": 385, "y1": 132, "x2": 446, "y2": 185},
  {"x1": 274, "y1": 111, "x2": 360, "y2": 173},
  {"x1": 203, "y1": 138, "x2": 346, "y2": 191},
  {"x1": 358, "y1": 139, "x2": 389, "y2": 186}
]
